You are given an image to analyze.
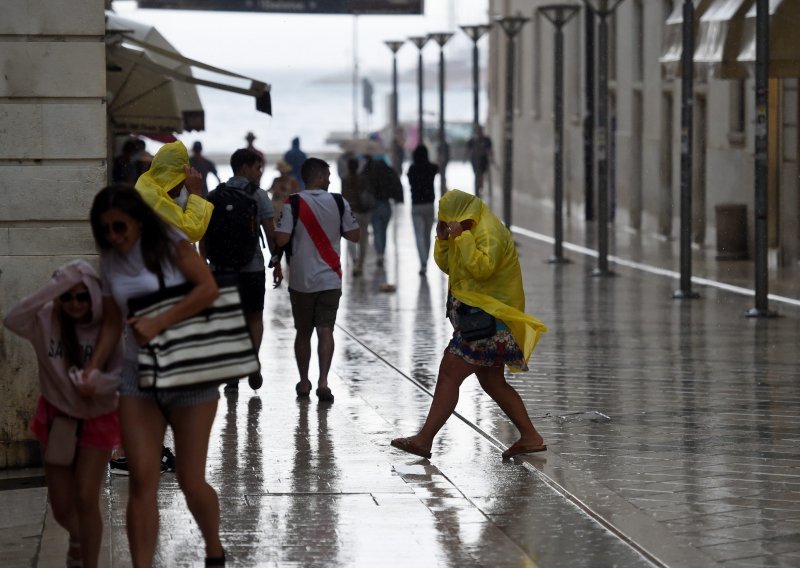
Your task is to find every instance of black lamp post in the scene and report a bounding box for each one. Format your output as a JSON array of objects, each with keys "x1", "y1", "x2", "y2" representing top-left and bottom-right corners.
[
  {"x1": 428, "y1": 32, "x2": 454, "y2": 195},
  {"x1": 495, "y1": 14, "x2": 529, "y2": 228},
  {"x1": 408, "y1": 36, "x2": 429, "y2": 149},
  {"x1": 539, "y1": 4, "x2": 580, "y2": 264},
  {"x1": 747, "y1": 0, "x2": 777, "y2": 317},
  {"x1": 581, "y1": 0, "x2": 625, "y2": 276},
  {"x1": 384, "y1": 40, "x2": 405, "y2": 175},
  {"x1": 460, "y1": 23, "x2": 492, "y2": 198},
  {"x1": 673, "y1": 0, "x2": 700, "y2": 300}
]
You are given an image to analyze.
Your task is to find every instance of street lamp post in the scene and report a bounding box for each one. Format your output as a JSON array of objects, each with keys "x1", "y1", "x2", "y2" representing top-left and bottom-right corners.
[
  {"x1": 428, "y1": 32, "x2": 454, "y2": 195},
  {"x1": 459, "y1": 23, "x2": 491, "y2": 198},
  {"x1": 581, "y1": 0, "x2": 625, "y2": 276},
  {"x1": 384, "y1": 40, "x2": 405, "y2": 175},
  {"x1": 495, "y1": 14, "x2": 529, "y2": 229},
  {"x1": 673, "y1": 0, "x2": 700, "y2": 300},
  {"x1": 747, "y1": 0, "x2": 777, "y2": 317},
  {"x1": 408, "y1": 36, "x2": 429, "y2": 149},
  {"x1": 539, "y1": 4, "x2": 580, "y2": 264}
]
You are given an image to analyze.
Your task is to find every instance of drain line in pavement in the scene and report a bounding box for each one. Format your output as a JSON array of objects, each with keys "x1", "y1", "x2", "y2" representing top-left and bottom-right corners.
[{"x1": 336, "y1": 323, "x2": 666, "y2": 567}]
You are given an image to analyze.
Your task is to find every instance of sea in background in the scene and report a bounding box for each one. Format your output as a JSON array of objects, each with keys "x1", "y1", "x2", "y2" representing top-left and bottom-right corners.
[{"x1": 182, "y1": 64, "x2": 486, "y2": 157}]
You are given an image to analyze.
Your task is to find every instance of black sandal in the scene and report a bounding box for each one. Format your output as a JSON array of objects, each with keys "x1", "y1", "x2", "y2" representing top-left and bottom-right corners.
[
  {"x1": 295, "y1": 381, "x2": 312, "y2": 398},
  {"x1": 205, "y1": 548, "x2": 225, "y2": 566},
  {"x1": 315, "y1": 387, "x2": 334, "y2": 402}
]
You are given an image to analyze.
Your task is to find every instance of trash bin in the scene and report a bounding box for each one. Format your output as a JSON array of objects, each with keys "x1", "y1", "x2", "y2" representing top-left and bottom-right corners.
[{"x1": 715, "y1": 203, "x2": 748, "y2": 260}]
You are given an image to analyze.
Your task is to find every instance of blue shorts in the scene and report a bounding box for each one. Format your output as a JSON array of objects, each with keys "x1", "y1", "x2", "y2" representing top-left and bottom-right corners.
[{"x1": 120, "y1": 360, "x2": 220, "y2": 412}]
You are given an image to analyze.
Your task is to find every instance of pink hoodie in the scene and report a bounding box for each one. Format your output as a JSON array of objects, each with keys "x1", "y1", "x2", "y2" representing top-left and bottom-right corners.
[{"x1": 3, "y1": 259, "x2": 121, "y2": 419}]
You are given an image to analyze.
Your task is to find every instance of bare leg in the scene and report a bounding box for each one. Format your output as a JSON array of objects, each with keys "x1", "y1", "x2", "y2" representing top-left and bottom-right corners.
[
  {"x1": 119, "y1": 396, "x2": 167, "y2": 568},
  {"x1": 245, "y1": 312, "x2": 264, "y2": 353},
  {"x1": 73, "y1": 446, "x2": 113, "y2": 568},
  {"x1": 405, "y1": 352, "x2": 474, "y2": 451},
  {"x1": 316, "y1": 326, "x2": 334, "y2": 390},
  {"x1": 170, "y1": 399, "x2": 223, "y2": 559},
  {"x1": 294, "y1": 328, "x2": 313, "y2": 392},
  {"x1": 43, "y1": 460, "x2": 80, "y2": 564},
  {"x1": 476, "y1": 367, "x2": 544, "y2": 448}
]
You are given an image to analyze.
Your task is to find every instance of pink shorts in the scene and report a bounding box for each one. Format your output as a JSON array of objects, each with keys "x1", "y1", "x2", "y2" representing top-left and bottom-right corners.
[{"x1": 30, "y1": 397, "x2": 120, "y2": 452}]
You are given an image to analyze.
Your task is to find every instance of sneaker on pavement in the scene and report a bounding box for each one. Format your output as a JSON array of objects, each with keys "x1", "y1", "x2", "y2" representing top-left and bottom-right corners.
[
  {"x1": 248, "y1": 372, "x2": 263, "y2": 390},
  {"x1": 109, "y1": 456, "x2": 130, "y2": 475},
  {"x1": 161, "y1": 446, "x2": 176, "y2": 473}
]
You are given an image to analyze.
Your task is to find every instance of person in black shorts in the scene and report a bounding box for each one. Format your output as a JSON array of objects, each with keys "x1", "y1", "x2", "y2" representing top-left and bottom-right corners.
[{"x1": 200, "y1": 149, "x2": 282, "y2": 391}]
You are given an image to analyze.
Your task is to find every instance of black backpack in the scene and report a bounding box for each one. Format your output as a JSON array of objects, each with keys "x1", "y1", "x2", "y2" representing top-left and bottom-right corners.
[
  {"x1": 205, "y1": 183, "x2": 261, "y2": 269},
  {"x1": 282, "y1": 193, "x2": 345, "y2": 264}
]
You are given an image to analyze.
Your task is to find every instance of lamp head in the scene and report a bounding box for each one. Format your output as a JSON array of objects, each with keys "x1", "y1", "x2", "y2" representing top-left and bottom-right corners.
[
  {"x1": 539, "y1": 4, "x2": 581, "y2": 27},
  {"x1": 427, "y1": 32, "x2": 455, "y2": 47},
  {"x1": 459, "y1": 23, "x2": 491, "y2": 42},
  {"x1": 384, "y1": 40, "x2": 405, "y2": 53},
  {"x1": 408, "y1": 35, "x2": 429, "y2": 49}
]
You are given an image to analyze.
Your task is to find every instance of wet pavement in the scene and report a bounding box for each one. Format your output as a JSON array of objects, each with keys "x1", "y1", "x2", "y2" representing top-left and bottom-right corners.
[{"x1": 3, "y1": 163, "x2": 800, "y2": 567}]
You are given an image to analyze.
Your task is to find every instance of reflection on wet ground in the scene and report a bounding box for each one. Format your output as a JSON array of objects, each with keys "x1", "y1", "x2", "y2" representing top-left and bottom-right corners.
[{"x1": 4, "y1": 165, "x2": 799, "y2": 567}]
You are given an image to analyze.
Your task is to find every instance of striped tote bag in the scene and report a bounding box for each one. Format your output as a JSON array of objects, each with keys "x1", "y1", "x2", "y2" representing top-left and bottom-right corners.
[{"x1": 127, "y1": 275, "x2": 260, "y2": 389}]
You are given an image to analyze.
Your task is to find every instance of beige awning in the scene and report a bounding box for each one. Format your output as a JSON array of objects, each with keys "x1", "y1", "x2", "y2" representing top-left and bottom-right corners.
[
  {"x1": 105, "y1": 12, "x2": 271, "y2": 135},
  {"x1": 738, "y1": 0, "x2": 800, "y2": 77},
  {"x1": 694, "y1": 0, "x2": 752, "y2": 80},
  {"x1": 659, "y1": 0, "x2": 715, "y2": 79}
]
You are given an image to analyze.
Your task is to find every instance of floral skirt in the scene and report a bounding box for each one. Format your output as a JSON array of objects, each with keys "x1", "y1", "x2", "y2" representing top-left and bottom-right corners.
[{"x1": 446, "y1": 296, "x2": 528, "y2": 372}]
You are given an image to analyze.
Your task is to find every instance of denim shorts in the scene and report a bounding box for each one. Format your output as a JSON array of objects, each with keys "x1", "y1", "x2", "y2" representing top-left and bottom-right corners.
[{"x1": 120, "y1": 360, "x2": 220, "y2": 411}]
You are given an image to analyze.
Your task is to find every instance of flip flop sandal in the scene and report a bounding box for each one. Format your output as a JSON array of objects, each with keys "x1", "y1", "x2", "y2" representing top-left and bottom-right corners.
[
  {"x1": 390, "y1": 437, "x2": 432, "y2": 459},
  {"x1": 295, "y1": 381, "x2": 312, "y2": 398},
  {"x1": 316, "y1": 387, "x2": 334, "y2": 402},
  {"x1": 502, "y1": 443, "x2": 548, "y2": 460}
]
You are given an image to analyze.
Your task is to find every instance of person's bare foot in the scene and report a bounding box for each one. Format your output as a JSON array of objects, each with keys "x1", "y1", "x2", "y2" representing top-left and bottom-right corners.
[
  {"x1": 502, "y1": 435, "x2": 547, "y2": 459},
  {"x1": 390, "y1": 436, "x2": 432, "y2": 459}
]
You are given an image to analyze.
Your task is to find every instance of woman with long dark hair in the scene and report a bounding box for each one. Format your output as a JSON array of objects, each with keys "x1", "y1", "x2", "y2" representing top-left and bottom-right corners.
[
  {"x1": 4, "y1": 259, "x2": 122, "y2": 568},
  {"x1": 407, "y1": 144, "x2": 439, "y2": 274},
  {"x1": 86, "y1": 184, "x2": 225, "y2": 566}
]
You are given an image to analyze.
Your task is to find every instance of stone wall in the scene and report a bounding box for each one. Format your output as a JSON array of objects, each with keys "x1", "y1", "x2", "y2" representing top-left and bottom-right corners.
[{"x1": 0, "y1": 0, "x2": 106, "y2": 468}]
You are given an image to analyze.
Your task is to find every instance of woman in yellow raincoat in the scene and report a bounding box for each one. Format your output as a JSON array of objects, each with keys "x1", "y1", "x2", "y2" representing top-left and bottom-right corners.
[
  {"x1": 391, "y1": 189, "x2": 548, "y2": 460},
  {"x1": 134, "y1": 141, "x2": 213, "y2": 243}
]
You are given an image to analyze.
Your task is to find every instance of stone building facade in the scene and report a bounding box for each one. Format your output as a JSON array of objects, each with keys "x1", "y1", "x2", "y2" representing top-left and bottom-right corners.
[
  {"x1": 0, "y1": 0, "x2": 107, "y2": 467},
  {"x1": 487, "y1": 0, "x2": 799, "y2": 267}
]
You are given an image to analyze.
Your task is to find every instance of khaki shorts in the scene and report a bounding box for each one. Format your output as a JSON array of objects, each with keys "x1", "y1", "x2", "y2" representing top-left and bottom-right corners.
[{"x1": 289, "y1": 288, "x2": 342, "y2": 331}]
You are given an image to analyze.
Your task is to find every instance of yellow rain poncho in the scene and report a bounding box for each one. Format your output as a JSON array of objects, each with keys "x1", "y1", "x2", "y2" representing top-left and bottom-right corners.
[
  {"x1": 134, "y1": 141, "x2": 213, "y2": 243},
  {"x1": 434, "y1": 190, "x2": 547, "y2": 370}
]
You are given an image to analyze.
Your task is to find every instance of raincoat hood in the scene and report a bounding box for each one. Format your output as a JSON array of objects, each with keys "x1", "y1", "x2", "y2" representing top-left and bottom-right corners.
[
  {"x1": 54, "y1": 259, "x2": 105, "y2": 326},
  {"x1": 135, "y1": 141, "x2": 188, "y2": 194},
  {"x1": 435, "y1": 190, "x2": 547, "y2": 369},
  {"x1": 132, "y1": 140, "x2": 213, "y2": 243}
]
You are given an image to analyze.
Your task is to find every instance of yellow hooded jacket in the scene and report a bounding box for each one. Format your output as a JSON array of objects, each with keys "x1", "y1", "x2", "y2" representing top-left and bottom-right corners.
[
  {"x1": 434, "y1": 190, "x2": 547, "y2": 370},
  {"x1": 134, "y1": 141, "x2": 213, "y2": 243}
]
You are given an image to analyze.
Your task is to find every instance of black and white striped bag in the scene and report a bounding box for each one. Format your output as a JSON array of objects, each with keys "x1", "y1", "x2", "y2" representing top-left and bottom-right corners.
[{"x1": 127, "y1": 275, "x2": 260, "y2": 389}]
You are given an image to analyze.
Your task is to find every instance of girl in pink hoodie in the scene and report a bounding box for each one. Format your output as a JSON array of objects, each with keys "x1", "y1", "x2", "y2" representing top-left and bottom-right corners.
[{"x1": 3, "y1": 259, "x2": 122, "y2": 568}]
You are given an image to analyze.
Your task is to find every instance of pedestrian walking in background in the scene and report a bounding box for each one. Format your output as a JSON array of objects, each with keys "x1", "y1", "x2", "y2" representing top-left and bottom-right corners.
[
  {"x1": 275, "y1": 158, "x2": 360, "y2": 402},
  {"x1": 363, "y1": 155, "x2": 404, "y2": 267},
  {"x1": 134, "y1": 140, "x2": 214, "y2": 243},
  {"x1": 244, "y1": 131, "x2": 264, "y2": 161},
  {"x1": 391, "y1": 189, "x2": 548, "y2": 461},
  {"x1": 201, "y1": 148, "x2": 283, "y2": 392},
  {"x1": 283, "y1": 136, "x2": 308, "y2": 190},
  {"x1": 112, "y1": 138, "x2": 138, "y2": 184},
  {"x1": 189, "y1": 141, "x2": 221, "y2": 198},
  {"x1": 3, "y1": 260, "x2": 122, "y2": 568},
  {"x1": 407, "y1": 144, "x2": 439, "y2": 275},
  {"x1": 86, "y1": 185, "x2": 225, "y2": 567},
  {"x1": 465, "y1": 125, "x2": 494, "y2": 198},
  {"x1": 340, "y1": 157, "x2": 375, "y2": 276},
  {"x1": 268, "y1": 160, "x2": 301, "y2": 224}
]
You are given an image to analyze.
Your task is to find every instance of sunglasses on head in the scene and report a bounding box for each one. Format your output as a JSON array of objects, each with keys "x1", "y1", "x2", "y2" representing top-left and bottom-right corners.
[
  {"x1": 59, "y1": 291, "x2": 91, "y2": 303},
  {"x1": 101, "y1": 220, "x2": 128, "y2": 236}
]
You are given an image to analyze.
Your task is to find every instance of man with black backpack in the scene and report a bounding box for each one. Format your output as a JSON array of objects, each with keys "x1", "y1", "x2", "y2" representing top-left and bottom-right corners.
[{"x1": 200, "y1": 148, "x2": 282, "y2": 391}]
